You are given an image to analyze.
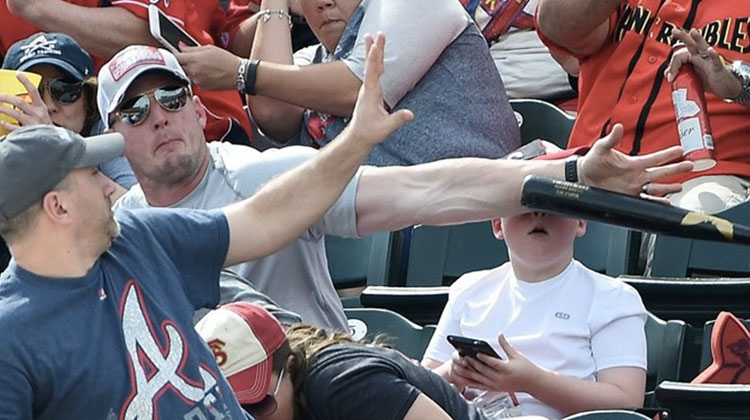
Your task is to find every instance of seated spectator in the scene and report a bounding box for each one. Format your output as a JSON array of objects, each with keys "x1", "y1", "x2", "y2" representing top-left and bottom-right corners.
[
  {"x1": 196, "y1": 302, "x2": 549, "y2": 420},
  {"x1": 104, "y1": 45, "x2": 690, "y2": 332},
  {"x1": 175, "y1": 0, "x2": 521, "y2": 165},
  {"x1": 421, "y1": 212, "x2": 647, "y2": 419},
  {"x1": 1, "y1": 0, "x2": 254, "y2": 144},
  {"x1": 536, "y1": 0, "x2": 750, "y2": 215},
  {"x1": 461, "y1": 0, "x2": 576, "y2": 101},
  {"x1": 1, "y1": 32, "x2": 135, "y2": 191}
]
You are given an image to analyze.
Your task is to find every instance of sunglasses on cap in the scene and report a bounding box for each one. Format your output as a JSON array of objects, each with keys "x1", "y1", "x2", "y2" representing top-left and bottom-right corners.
[
  {"x1": 114, "y1": 85, "x2": 190, "y2": 126},
  {"x1": 39, "y1": 78, "x2": 85, "y2": 104},
  {"x1": 243, "y1": 365, "x2": 286, "y2": 417}
]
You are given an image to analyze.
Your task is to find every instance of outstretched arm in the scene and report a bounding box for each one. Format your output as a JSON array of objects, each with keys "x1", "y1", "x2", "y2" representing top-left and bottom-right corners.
[
  {"x1": 6, "y1": 0, "x2": 158, "y2": 59},
  {"x1": 536, "y1": 0, "x2": 620, "y2": 56},
  {"x1": 355, "y1": 124, "x2": 693, "y2": 236},
  {"x1": 222, "y1": 33, "x2": 413, "y2": 266}
]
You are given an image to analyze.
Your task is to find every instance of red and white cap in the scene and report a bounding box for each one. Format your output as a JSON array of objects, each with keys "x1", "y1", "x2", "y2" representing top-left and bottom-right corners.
[
  {"x1": 96, "y1": 45, "x2": 191, "y2": 129},
  {"x1": 195, "y1": 302, "x2": 286, "y2": 405}
]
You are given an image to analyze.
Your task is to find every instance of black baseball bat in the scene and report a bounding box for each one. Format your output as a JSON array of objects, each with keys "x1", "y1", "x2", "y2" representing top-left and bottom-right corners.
[{"x1": 520, "y1": 175, "x2": 750, "y2": 245}]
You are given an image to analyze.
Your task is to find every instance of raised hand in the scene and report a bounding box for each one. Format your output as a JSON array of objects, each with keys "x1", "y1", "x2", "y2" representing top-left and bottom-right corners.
[
  {"x1": 0, "y1": 72, "x2": 53, "y2": 133},
  {"x1": 577, "y1": 123, "x2": 693, "y2": 198},
  {"x1": 665, "y1": 28, "x2": 741, "y2": 100},
  {"x1": 345, "y1": 32, "x2": 414, "y2": 147}
]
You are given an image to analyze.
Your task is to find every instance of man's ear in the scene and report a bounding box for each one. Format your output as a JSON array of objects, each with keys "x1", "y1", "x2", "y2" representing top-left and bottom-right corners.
[
  {"x1": 41, "y1": 191, "x2": 73, "y2": 226},
  {"x1": 192, "y1": 95, "x2": 208, "y2": 129},
  {"x1": 576, "y1": 219, "x2": 587, "y2": 238},
  {"x1": 491, "y1": 218, "x2": 504, "y2": 240}
]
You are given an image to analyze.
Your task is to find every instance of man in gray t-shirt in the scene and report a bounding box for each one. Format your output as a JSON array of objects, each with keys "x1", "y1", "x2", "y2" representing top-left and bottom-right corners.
[{"x1": 101, "y1": 45, "x2": 692, "y2": 332}]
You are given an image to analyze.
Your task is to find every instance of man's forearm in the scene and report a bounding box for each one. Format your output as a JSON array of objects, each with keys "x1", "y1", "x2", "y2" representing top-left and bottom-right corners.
[
  {"x1": 537, "y1": 0, "x2": 621, "y2": 54},
  {"x1": 355, "y1": 158, "x2": 567, "y2": 236},
  {"x1": 17, "y1": 1, "x2": 157, "y2": 59}
]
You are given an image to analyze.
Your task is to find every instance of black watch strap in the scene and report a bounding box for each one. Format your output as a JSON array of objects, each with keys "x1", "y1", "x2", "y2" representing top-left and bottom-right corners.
[
  {"x1": 243, "y1": 59, "x2": 261, "y2": 96},
  {"x1": 565, "y1": 156, "x2": 579, "y2": 183}
]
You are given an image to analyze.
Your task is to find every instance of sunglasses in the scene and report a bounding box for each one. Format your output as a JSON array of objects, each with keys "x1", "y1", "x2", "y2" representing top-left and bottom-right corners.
[
  {"x1": 115, "y1": 85, "x2": 189, "y2": 126},
  {"x1": 244, "y1": 365, "x2": 286, "y2": 417},
  {"x1": 39, "y1": 78, "x2": 84, "y2": 104}
]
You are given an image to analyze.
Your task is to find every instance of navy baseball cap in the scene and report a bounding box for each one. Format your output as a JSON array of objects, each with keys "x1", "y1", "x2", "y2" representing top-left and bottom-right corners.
[{"x1": 2, "y1": 32, "x2": 94, "y2": 82}]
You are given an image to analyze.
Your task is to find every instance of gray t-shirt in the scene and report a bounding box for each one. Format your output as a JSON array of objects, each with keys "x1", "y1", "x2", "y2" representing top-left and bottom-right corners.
[
  {"x1": 294, "y1": 0, "x2": 520, "y2": 166},
  {"x1": 115, "y1": 143, "x2": 361, "y2": 331}
]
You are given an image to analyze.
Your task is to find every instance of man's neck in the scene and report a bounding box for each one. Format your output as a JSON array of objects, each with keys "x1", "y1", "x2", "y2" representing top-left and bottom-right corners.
[
  {"x1": 12, "y1": 237, "x2": 101, "y2": 278},
  {"x1": 141, "y1": 155, "x2": 210, "y2": 208}
]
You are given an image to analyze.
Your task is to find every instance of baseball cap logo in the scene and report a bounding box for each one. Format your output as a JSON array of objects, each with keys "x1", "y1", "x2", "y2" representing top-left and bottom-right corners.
[
  {"x1": 19, "y1": 35, "x2": 61, "y2": 63},
  {"x1": 108, "y1": 47, "x2": 166, "y2": 81},
  {"x1": 208, "y1": 338, "x2": 228, "y2": 366}
]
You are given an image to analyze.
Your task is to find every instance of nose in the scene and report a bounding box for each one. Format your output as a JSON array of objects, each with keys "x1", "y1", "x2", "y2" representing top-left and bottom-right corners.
[
  {"x1": 316, "y1": 0, "x2": 334, "y2": 9},
  {"x1": 41, "y1": 89, "x2": 58, "y2": 114},
  {"x1": 148, "y1": 98, "x2": 170, "y2": 130}
]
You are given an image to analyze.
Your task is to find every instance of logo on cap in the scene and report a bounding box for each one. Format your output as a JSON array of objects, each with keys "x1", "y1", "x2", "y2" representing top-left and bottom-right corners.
[
  {"x1": 19, "y1": 35, "x2": 61, "y2": 63},
  {"x1": 108, "y1": 47, "x2": 166, "y2": 81}
]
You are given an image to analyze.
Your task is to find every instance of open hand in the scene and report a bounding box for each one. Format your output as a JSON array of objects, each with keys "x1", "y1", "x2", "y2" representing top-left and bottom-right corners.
[
  {"x1": 665, "y1": 28, "x2": 741, "y2": 100},
  {"x1": 0, "y1": 72, "x2": 53, "y2": 133},
  {"x1": 175, "y1": 44, "x2": 240, "y2": 91},
  {"x1": 345, "y1": 32, "x2": 414, "y2": 146},
  {"x1": 577, "y1": 123, "x2": 693, "y2": 198}
]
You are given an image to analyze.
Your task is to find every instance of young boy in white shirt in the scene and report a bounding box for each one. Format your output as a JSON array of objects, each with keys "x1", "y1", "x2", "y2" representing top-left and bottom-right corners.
[{"x1": 421, "y1": 212, "x2": 647, "y2": 419}]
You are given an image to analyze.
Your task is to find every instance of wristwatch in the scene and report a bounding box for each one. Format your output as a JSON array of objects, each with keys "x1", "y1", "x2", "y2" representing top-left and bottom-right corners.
[{"x1": 728, "y1": 60, "x2": 750, "y2": 106}]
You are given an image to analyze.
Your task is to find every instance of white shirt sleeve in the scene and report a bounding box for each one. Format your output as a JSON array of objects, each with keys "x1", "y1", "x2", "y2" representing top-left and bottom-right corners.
[
  {"x1": 589, "y1": 283, "x2": 648, "y2": 372},
  {"x1": 343, "y1": 0, "x2": 471, "y2": 107}
]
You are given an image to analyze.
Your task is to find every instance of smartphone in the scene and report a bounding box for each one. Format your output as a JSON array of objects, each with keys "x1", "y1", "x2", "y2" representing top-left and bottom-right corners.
[
  {"x1": 148, "y1": 4, "x2": 200, "y2": 53},
  {"x1": 447, "y1": 335, "x2": 502, "y2": 359}
]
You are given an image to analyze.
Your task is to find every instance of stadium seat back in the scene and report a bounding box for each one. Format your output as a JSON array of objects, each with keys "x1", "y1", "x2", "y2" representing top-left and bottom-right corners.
[
  {"x1": 345, "y1": 307, "x2": 435, "y2": 359},
  {"x1": 509, "y1": 98, "x2": 574, "y2": 148}
]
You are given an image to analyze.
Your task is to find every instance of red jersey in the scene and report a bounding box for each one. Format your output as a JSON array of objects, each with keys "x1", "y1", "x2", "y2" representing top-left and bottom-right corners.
[
  {"x1": 0, "y1": 0, "x2": 253, "y2": 143},
  {"x1": 539, "y1": 0, "x2": 750, "y2": 183}
]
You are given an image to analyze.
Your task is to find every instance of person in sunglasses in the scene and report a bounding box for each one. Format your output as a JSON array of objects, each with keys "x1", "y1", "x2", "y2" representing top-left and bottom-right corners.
[
  {"x1": 105, "y1": 44, "x2": 692, "y2": 333},
  {"x1": 196, "y1": 301, "x2": 551, "y2": 420},
  {"x1": 0, "y1": 32, "x2": 136, "y2": 191}
]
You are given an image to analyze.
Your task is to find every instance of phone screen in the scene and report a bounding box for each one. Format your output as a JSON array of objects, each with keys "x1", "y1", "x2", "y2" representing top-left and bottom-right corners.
[{"x1": 158, "y1": 12, "x2": 198, "y2": 50}]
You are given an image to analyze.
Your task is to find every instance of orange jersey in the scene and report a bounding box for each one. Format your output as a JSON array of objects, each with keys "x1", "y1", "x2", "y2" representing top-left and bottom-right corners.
[
  {"x1": 0, "y1": 0, "x2": 252, "y2": 143},
  {"x1": 539, "y1": 0, "x2": 750, "y2": 183}
]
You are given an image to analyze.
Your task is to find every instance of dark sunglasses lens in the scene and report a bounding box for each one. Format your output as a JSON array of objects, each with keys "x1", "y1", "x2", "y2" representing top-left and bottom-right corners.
[
  {"x1": 49, "y1": 80, "x2": 83, "y2": 104},
  {"x1": 118, "y1": 95, "x2": 150, "y2": 126},
  {"x1": 155, "y1": 86, "x2": 188, "y2": 111},
  {"x1": 247, "y1": 395, "x2": 277, "y2": 417}
]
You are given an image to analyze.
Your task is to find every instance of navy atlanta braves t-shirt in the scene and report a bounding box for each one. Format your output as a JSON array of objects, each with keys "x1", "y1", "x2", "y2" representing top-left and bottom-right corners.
[{"x1": 0, "y1": 208, "x2": 251, "y2": 420}]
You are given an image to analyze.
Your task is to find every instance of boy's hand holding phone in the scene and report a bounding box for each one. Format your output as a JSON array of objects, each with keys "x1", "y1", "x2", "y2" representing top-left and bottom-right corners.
[{"x1": 451, "y1": 334, "x2": 544, "y2": 395}]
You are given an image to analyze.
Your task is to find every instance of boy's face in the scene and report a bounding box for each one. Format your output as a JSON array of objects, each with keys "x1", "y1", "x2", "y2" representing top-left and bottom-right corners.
[{"x1": 492, "y1": 212, "x2": 586, "y2": 266}]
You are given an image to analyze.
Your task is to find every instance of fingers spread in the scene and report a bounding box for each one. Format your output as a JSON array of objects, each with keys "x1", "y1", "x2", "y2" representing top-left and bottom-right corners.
[
  {"x1": 634, "y1": 145, "x2": 685, "y2": 168},
  {"x1": 644, "y1": 161, "x2": 694, "y2": 182}
]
